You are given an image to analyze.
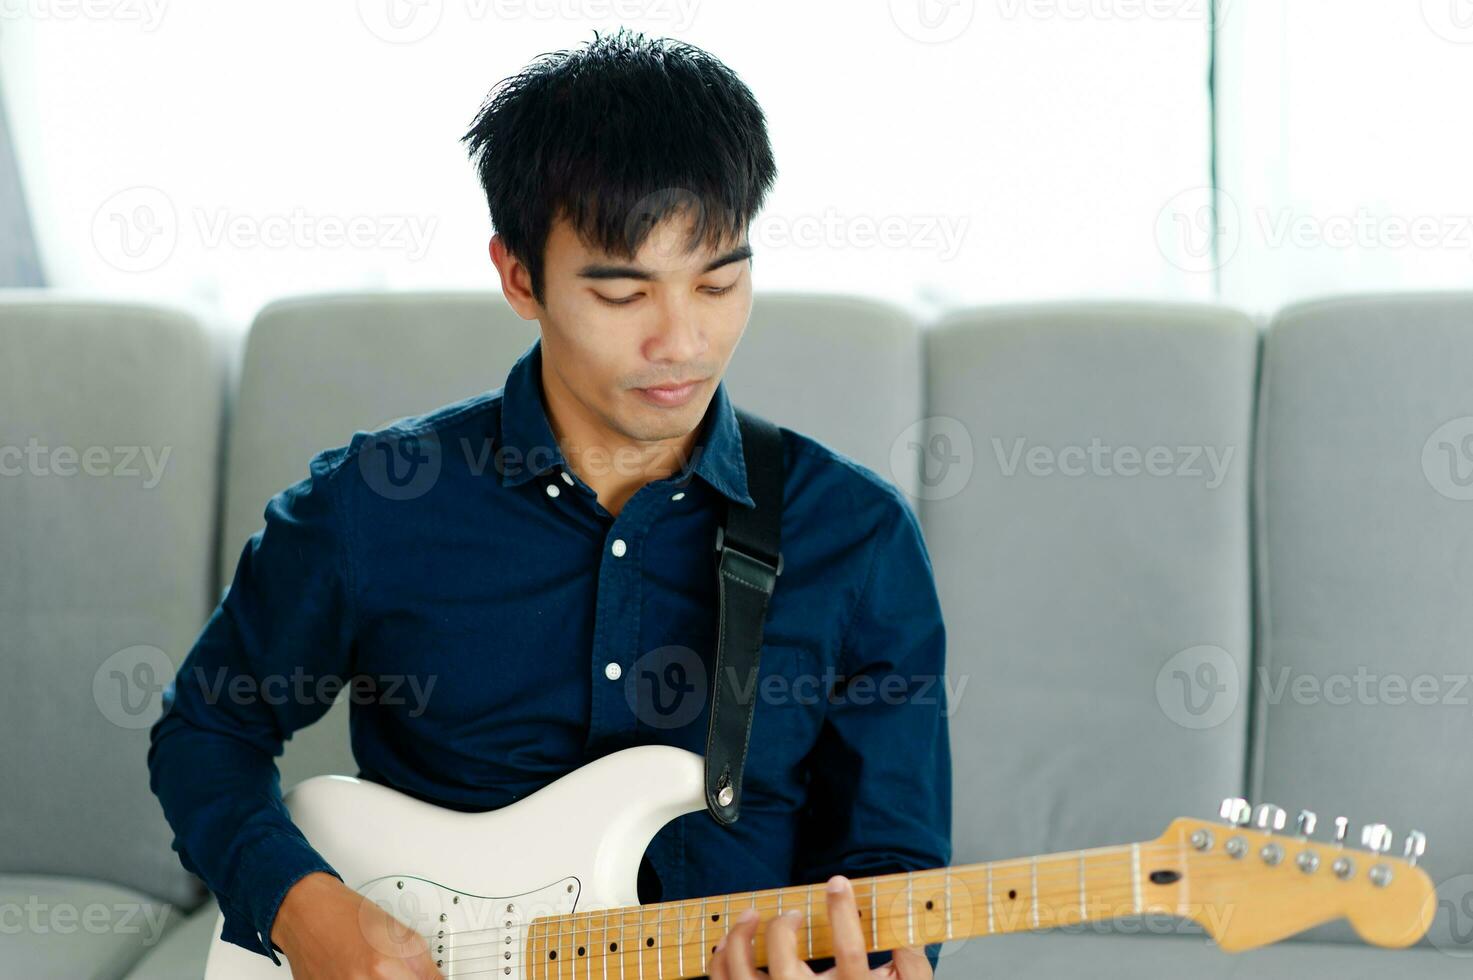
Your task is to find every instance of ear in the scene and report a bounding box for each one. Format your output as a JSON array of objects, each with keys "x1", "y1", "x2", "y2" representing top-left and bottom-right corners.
[{"x1": 489, "y1": 234, "x2": 542, "y2": 321}]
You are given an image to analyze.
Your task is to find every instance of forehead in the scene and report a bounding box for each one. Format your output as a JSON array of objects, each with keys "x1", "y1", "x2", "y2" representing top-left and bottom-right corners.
[{"x1": 547, "y1": 209, "x2": 747, "y2": 275}]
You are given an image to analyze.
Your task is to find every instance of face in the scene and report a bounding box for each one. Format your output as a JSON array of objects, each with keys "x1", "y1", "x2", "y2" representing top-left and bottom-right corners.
[{"x1": 491, "y1": 208, "x2": 754, "y2": 448}]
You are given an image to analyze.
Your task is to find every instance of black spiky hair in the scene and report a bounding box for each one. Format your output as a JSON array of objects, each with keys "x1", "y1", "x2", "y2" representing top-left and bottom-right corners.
[{"x1": 461, "y1": 27, "x2": 777, "y2": 305}]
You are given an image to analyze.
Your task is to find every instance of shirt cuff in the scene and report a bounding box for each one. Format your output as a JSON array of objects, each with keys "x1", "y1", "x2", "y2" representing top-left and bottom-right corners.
[{"x1": 220, "y1": 832, "x2": 343, "y2": 964}]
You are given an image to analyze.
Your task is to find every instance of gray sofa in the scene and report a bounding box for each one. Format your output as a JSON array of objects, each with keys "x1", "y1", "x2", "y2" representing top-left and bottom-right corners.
[{"x1": 2, "y1": 288, "x2": 1470, "y2": 977}]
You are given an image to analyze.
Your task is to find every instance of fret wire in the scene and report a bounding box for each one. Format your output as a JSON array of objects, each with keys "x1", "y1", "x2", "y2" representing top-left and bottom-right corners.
[
  {"x1": 905, "y1": 872, "x2": 915, "y2": 946},
  {"x1": 986, "y1": 863, "x2": 994, "y2": 934},
  {"x1": 806, "y1": 885, "x2": 813, "y2": 957},
  {"x1": 1131, "y1": 843, "x2": 1142, "y2": 914},
  {"x1": 635, "y1": 904, "x2": 643, "y2": 980},
  {"x1": 943, "y1": 870, "x2": 953, "y2": 942},
  {"x1": 1030, "y1": 857, "x2": 1039, "y2": 929},
  {"x1": 869, "y1": 879, "x2": 878, "y2": 948},
  {"x1": 1078, "y1": 851, "x2": 1086, "y2": 921}
]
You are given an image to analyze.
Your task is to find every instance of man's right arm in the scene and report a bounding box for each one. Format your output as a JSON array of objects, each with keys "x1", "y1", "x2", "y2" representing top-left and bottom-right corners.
[{"x1": 147, "y1": 445, "x2": 357, "y2": 964}]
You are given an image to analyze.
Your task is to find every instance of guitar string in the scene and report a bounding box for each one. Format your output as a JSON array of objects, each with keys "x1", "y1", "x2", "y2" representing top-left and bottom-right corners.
[
  {"x1": 435, "y1": 856, "x2": 1376, "y2": 961},
  {"x1": 431, "y1": 838, "x2": 1350, "y2": 944},
  {"x1": 436, "y1": 875, "x2": 1318, "y2": 980},
  {"x1": 437, "y1": 855, "x2": 1162, "y2": 952},
  {"x1": 438, "y1": 867, "x2": 1296, "y2": 962}
]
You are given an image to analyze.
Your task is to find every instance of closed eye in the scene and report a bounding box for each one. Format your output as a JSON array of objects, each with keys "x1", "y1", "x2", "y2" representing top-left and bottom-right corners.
[{"x1": 594, "y1": 284, "x2": 737, "y2": 307}]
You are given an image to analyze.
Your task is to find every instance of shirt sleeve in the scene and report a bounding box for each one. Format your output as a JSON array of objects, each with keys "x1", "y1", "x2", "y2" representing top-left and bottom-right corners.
[
  {"x1": 792, "y1": 490, "x2": 954, "y2": 974},
  {"x1": 147, "y1": 444, "x2": 358, "y2": 963}
]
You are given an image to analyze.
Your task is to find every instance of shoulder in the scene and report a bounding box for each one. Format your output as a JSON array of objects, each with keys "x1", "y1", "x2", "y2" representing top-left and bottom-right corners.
[
  {"x1": 297, "y1": 388, "x2": 506, "y2": 500},
  {"x1": 777, "y1": 424, "x2": 922, "y2": 541}
]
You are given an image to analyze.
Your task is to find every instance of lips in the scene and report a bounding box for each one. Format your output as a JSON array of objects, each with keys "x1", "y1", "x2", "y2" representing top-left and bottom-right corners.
[{"x1": 636, "y1": 378, "x2": 705, "y2": 407}]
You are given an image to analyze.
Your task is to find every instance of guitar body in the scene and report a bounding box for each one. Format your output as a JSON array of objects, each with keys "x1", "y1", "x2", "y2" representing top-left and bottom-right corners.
[{"x1": 203, "y1": 745, "x2": 708, "y2": 979}]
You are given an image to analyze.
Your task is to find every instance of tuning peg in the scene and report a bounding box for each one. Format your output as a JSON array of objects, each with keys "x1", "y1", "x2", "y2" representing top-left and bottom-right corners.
[
  {"x1": 1295, "y1": 809, "x2": 1318, "y2": 837},
  {"x1": 1253, "y1": 804, "x2": 1287, "y2": 832},
  {"x1": 1403, "y1": 830, "x2": 1427, "y2": 867},
  {"x1": 1333, "y1": 816, "x2": 1349, "y2": 845},
  {"x1": 1219, "y1": 798, "x2": 1251, "y2": 826},
  {"x1": 1360, "y1": 823, "x2": 1392, "y2": 854}
]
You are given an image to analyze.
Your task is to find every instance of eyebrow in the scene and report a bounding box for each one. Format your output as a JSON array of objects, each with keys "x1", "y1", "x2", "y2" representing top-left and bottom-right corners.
[{"x1": 575, "y1": 243, "x2": 753, "y2": 282}]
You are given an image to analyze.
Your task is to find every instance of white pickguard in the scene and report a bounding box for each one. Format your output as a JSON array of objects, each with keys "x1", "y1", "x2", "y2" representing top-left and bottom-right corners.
[{"x1": 203, "y1": 745, "x2": 708, "y2": 979}]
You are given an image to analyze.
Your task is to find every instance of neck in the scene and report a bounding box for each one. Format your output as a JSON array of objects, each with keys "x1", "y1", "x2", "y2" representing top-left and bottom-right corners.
[
  {"x1": 521, "y1": 840, "x2": 1183, "y2": 979},
  {"x1": 538, "y1": 356, "x2": 701, "y2": 515}
]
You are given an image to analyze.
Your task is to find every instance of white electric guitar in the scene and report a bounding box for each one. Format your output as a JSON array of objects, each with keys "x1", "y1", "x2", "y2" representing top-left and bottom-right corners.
[{"x1": 204, "y1": 745, "x2": 1436, "y2": 979}]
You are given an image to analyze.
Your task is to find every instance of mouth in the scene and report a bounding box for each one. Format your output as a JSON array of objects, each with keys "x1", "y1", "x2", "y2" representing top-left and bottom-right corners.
[{"x1": 635, "y1": 378, "x2": 706, "y2": 408}]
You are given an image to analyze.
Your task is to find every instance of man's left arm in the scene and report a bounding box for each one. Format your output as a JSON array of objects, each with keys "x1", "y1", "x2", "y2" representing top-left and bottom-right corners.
[{"x1": 792, "y1": 490, "x2": 954, "y2": 974}]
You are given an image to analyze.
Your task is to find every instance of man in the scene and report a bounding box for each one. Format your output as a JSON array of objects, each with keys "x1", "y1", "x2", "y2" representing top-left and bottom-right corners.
[{"x1": 149, "y1": 27, "x2": 951, "y2": 979}]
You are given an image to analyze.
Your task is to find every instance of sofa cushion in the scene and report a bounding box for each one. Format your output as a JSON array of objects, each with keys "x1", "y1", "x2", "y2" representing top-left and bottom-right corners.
[
  {"x1": 924, "y1": 302, "x2": 1259, "y2": 862},
  {"x1": 0, "y1": 295, "x2": 221, "y2": 908},
  {"x1": 118, "y1": 900, "x2": 218, "y2": 979},
  {"x1": 1252, "y1": 292, "x2": 1473, "y2": 950},
  {"x1": 0, "y1": 874, "x2": 178, "y2": 980}
]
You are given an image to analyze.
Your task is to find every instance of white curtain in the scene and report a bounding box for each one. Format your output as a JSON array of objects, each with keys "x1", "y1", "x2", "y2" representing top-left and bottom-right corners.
[
  {"x1": 0, "y1": 71, "x2": 43, "y2": 286},
  {"x1": 2, "y1": 2, "x2": 1214, "y2": 327},
  {"x1": 1216, "y1": 0, "x2": 1473, "y2": 317}
]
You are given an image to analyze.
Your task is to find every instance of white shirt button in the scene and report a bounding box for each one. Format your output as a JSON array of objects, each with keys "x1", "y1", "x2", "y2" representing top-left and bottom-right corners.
[
  {"x1": 611, "y1": 538, "x2": 627, "y2": 557},
  {"x1": 545, "y1": 484, "x2": 560, "y2": 498},
  {"x1": 671, "y1": 491, "x2": 686, "y2": 501},
  {"x1": 561, "y1": 471, "x2": 574, "y2": 486},
  {"x1": 604, "y1": 662, "x2": 623, "y2": 681}
]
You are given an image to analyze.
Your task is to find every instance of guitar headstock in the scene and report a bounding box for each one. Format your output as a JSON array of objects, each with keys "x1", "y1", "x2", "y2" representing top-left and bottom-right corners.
[{"x1": 1145, "y1": 799, "x2": 1435, "y2": 952}]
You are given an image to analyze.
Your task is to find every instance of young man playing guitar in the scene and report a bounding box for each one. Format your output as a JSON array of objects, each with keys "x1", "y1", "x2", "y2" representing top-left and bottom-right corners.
[{"x1": 148, "y1": 27, "x2": 952, "y2": 979}]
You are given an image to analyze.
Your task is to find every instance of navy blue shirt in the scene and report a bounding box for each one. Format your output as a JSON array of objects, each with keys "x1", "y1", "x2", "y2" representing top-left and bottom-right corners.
[{"x1": 148, "y1": 336, "x2": 951, "y2": 970}]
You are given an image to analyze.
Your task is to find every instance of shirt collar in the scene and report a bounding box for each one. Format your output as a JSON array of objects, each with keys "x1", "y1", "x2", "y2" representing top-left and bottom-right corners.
[{"x1": 496, "y1": 336, "x2": 754, "y2": 508}]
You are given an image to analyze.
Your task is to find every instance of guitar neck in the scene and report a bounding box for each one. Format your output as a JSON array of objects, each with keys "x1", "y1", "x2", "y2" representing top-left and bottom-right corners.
[{"x1": 524, "y1": 839, "x2": 1181, "y2": 978}]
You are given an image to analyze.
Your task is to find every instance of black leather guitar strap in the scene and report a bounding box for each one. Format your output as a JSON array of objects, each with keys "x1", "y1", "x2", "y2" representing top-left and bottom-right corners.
[{"x1": 704, "y1": 407, "x2": 785, "y2": 826}]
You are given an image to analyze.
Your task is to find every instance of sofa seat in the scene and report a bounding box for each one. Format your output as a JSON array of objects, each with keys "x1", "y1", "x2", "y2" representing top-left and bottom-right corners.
[
  {"x1": 0, "y1": 874, "x2": 178, "y2": 980},
  {"x1": 119, "y1": 901, "x2": 219, "y2": 979},
  {"x1": 942, "y1": 929, "x2": 1468, "y2": 978}
]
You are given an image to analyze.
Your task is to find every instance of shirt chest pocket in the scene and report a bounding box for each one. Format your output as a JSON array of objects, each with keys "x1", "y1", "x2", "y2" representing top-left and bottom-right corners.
[{"x1": 740, "y1": 641, "x2": 827, "y2": 800}]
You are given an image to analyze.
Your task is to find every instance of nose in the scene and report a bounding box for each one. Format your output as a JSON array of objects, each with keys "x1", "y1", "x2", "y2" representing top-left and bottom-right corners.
[{"x1": 643, "y1": 296, "x2": 708, "y2": 368}]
